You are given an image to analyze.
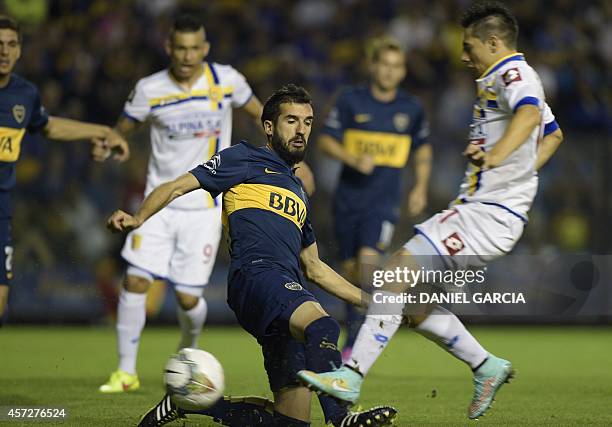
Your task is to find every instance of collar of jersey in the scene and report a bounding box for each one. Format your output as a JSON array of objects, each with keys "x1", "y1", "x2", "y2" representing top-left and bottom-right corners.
[{"x1": 479, "y1": 53, "x2": 524, "y2": 79}]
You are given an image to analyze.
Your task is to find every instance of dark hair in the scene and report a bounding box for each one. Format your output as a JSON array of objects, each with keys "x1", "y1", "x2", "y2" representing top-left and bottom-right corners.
[
  {"x1": 0, "y1": 15, "x2": 20, "y2": 41},
  {"x1": 261, "y1": 84, "x2": 312, "y2": 127},
  {"x1": 171, "y1": 14, "x2": 204, "y2": 35},
  {"x1": 460, "y1": 1, "x2": 518, "y2": 48}
]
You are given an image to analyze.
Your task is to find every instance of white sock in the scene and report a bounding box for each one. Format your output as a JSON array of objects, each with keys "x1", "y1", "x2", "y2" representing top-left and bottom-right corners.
[
  {"x1": 177, "y1": 297, "x2": 207, "y2": 350},
  {"x1": 116, "y1": 289, "x2": 147, "y2": 375},
  {"x1": 345, "y1": 291, "x2": 405, "y2": 376},
  {"x1": 414, "y1": 305, "x2": 488, "y2": 370}
]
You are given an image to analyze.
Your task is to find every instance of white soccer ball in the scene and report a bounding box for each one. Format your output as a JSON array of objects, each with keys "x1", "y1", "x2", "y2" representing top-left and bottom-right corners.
[{"x1": 164, "y1": 348, "x2": 225, "y2": 410}]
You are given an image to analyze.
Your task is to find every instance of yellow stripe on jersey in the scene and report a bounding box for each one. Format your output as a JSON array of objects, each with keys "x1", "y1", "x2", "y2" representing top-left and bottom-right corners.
[
  {"x1": 343, "y1": 129, "x2": 412, "y2": 168},
  {"x1": 0, "y1": 127, "x2": 26, "y2": 162},
  {"x1": 223, "y1": 183, "x2": 307, "y2": 229},
  {"x1": 204, "y1": 63, "x2": 220, "y2": 112},
  {"x1": 467, "y1": 164, "x2": 482, "y2": 195},
  {"x1": 148, "y1": 88, "x2": 234, "y2": 108}
]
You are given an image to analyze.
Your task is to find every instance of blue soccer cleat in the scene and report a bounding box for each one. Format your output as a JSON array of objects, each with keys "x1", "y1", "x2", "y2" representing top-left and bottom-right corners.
[
  {"x1": 297, "y1": 366, "x2": 363, "y2": 404},
  {"x1": 468, "y1": 355, "x2": 515, "y2": 419}
]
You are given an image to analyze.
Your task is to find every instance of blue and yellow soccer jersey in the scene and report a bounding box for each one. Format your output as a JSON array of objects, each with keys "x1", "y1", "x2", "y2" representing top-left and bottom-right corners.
[
  {"x1": 190, "y1": 141, "x2": 315, "y2": 281},
  {"x1": 0, "y1": 74, "x2": 49, "y2": 218},
  {"x1": 322, "y1": 85, "x2": 429, "y2": 215}
]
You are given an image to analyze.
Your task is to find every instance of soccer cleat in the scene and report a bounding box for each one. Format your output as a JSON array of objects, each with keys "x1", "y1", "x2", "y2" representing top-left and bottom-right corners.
[
  {"x1": 98, "y1": 369, "x2": 140, "y2": 393},
  {"x1": 468, "y1": 355, "x2": 515, "y2": 419},
  {"x1": 336, "y1": 406, "x2": 397, "y2": 427},
  {"x1": 297, "y1": 366, "x2": 363, "y2": 404},
  {"x1": 137, "y1": 394, "x2": 184, "y2": 427}
]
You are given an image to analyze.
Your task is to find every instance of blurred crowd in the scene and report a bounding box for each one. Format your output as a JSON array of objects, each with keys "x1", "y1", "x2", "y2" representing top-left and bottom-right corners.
[{"x1": 1, "y1": 0, "x2": 610, "y2": 313}]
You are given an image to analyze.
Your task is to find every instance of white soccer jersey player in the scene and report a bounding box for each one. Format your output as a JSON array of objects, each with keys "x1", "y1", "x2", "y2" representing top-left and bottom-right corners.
[
  {"x1": 411, "y1": 53, "x2": 549, "y2": 265},
  {"x1": 121, "y1": 62, "x2": 252, "y2": 289}
]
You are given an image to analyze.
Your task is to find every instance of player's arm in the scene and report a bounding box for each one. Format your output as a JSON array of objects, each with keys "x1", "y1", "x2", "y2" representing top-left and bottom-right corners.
[
  {"x1": 407, "y1": 143, "x2": 432, "y2": 217},
  {"x1": 300, "y1": 242, "x2": 368, "y2": 307},
  {"x1": 107, "y1": 173, "x2": 200, "y2": 233},
  {"x1": 43, "y1": 116, "x2": 130, "y2": 162},
  {"x1": 464, "y1": 104, "x2": 541, "y2": 168},
  {"x1": 535, "y1": 128, "x2": 563, "y2": 170},
  {"x1": 318, "y1": 134, "x2": 374, "y2": 175}
]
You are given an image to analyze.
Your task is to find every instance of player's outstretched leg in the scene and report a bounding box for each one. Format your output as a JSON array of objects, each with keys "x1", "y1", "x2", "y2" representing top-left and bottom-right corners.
[
  {"x1": 469, "y1": 355, "x2": 515, "y2": 419},
  {"x1": 137, "y1": 394, "x2": 276, "y2": 427}
]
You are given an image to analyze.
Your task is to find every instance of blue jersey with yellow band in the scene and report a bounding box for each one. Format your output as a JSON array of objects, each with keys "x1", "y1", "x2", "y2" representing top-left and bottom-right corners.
[
  {"x1": 0, "y1": 74, "x2": 49, "y2": 218},
  {"x1": 190, "y1": 141, "x2": 315, "y2": 281},
  {"x1": 322, "y1": 85, "x2": 429, "y2": 216}
]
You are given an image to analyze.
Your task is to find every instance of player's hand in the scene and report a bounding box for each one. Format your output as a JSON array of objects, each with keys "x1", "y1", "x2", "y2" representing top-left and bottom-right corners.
[
  {"x1": 407, "y1": 186, "x2": 427, "y2": 217},
  {"x1": 463, "y1": 143, "x2": 488, "y2": 168},
  {"x1": 107, "y1": 210, "x2": 142, "y2": 233},
  {"x1": 353, "y1": 155, "x2": 375, "y2": 175},
  {"x1": 91, "y1": 138, "x2": 111, "y2": 162},
  {"x1": 104, "y1": 130, "x2": 130, "y2": 162}
]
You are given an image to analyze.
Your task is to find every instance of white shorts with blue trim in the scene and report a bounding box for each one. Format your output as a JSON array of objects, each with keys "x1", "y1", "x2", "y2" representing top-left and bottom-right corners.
[
  {"x1": 403, "y1": 202, "x2": 525, "y2": 270},
  {"x1": 121, "y1": 206, "x2": 222, "y2": 295}
]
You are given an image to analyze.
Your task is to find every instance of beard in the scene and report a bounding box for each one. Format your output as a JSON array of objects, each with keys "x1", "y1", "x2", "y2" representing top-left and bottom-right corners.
[{"x1": 270, "y1": 134, "x2": 306, "y2": 166}]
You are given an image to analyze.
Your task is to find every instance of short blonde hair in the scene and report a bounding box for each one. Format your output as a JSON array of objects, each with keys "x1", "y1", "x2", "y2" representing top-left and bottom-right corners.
[{"x1": 366, "y1": 36, "x2": 404, "y2": 63}]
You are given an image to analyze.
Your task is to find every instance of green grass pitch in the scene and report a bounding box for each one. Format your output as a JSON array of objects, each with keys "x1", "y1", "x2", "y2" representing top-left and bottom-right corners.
[{"x1": 2, "y1": 326, "x2": 612, "y2": 426}]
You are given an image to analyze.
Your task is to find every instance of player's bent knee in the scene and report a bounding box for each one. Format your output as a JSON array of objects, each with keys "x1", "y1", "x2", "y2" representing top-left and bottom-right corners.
[
  {"x1": 174, "y1": 291, "x2": 199, "y2": 310},
  {"x1": 124, "y1": 274, "x2": 151, "y2": 293},
  {"x1": 289, "y1": 301, "x2": 328, "y2": 341}
]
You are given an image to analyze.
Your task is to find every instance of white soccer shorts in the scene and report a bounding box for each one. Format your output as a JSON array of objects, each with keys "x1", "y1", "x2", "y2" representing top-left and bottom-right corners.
[
  {"x1": 404, "y1": 202, "x2": 525, "y2": 269},
  {"x1": 121, "y1": 207, "x2": 222, "y2": 296}
]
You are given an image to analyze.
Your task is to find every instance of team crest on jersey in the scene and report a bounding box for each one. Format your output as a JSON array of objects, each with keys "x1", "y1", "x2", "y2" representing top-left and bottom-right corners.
[
  {"x1": 502, "y1": 68, "x2": 522, "y2": 86},
  {"x1": 284, "y1": 282, "x2": 303, "y2": 291},
  {"x1": 12, "y1": 105, "x2": 25, "y2": 123},
  {"x1": 393, "y1": 113, "x2": 410, "y2": 132},
  {"x1": 209, "y1": 86, "x2": 223, "y2": 103},
  {"x1": 442, "y1": 232, "x2": 464, "y2": 256}
]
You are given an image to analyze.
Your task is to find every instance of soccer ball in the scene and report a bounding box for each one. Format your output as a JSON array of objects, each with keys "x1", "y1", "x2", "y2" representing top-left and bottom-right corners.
[{"x1": 164, "y1": 348, "x2": 225, "y2": 410}]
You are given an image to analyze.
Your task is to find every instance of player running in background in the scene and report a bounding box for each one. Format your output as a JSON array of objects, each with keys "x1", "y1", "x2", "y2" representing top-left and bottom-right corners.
[
  {"x1": 109, "y1": 85, "x2": 396, "y2": 427},
  {"x1": 0, "y1": 16, "x2": 129, "y2": 323},
  {"x1": 299, "y1": 1, "x2": 563, "y2": 420},
  {"x1": 318, "y1": 36, "x2": 432, "y2": 361}
]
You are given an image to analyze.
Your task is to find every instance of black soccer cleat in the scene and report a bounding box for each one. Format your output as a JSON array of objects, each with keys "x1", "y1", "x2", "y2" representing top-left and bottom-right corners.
[
  {"x1": 137, "y1": 394, "x2": 185, "y2": 427},
  {"x1": 335, "y1": 405, "x2": 398, "y2": 427}
]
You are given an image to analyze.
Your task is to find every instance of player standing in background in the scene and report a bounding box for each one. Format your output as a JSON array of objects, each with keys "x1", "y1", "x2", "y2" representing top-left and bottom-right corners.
[
  {"x1": 299, "y1": 1, "x2": 563, "y2": 420},
  {"x1": 97, "y1": 14, "x2": 315, "y2": 394},
  {"x1": 109, "y1": 85, "x2": 397, "y2": 427},
  {"x1": 0, "y1": 16, "x2": 129, "y2": 323},
  {"x1": 318, "y1": 36, "x2": 432, "y2": 361}
]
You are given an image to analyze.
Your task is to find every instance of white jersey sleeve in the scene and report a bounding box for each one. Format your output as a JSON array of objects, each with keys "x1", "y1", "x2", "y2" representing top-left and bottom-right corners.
[
  {"x1": 498, "y1": 65, "x2": 543, "y2": 112},
  {"x1": 226, "y1": 66, "x2": 253, "y2": 108},
  {"x1": 123, "y1": 79, "x2": 150, "y2": 122}
]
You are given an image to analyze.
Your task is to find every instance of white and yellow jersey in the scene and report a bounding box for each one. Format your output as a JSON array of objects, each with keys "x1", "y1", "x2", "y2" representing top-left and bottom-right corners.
[
  {"x1": 123, "y1": 62, "x2": 253, "y2": 210},
  {"x1": 455, "y1": 53, "x2": 545, "y2": 221}
]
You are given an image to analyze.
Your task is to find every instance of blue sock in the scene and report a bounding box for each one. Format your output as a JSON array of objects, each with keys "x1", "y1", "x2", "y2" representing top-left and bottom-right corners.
[
  {"x1": 304, "y1": 316, "x2": 348, "y2": 425},
  {"x1": 184, "y1": 397, "x2": 274, "y2": 426},
  {"x1": 274, "y1": 411, "x2": 310, "y2": 426},
  {"x1": 344, "y1": 303, "x2": 365, "y2": 349}
]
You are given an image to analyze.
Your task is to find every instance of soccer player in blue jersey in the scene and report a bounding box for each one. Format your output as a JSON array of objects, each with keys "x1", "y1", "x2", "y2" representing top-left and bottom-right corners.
[
  {"x1": 0, "y1": 16, "x2": 129, "y2": 322},
  {"x1": 318, "y1": 36, "x2": 432, "y2": 361},
  {"x1": 108, "y1": 85, "x2": 396, "y2": 427}
]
